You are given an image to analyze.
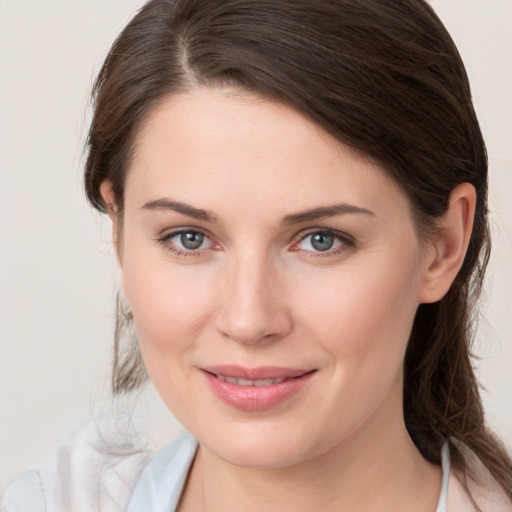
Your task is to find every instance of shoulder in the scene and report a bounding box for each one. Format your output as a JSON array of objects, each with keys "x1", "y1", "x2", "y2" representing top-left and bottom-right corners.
[
  {"x1": 447, "y1": 445, "x2": 512, "y2": 512},
  {"x1": 126, "y1": 433, "x2": 198, "y2": 511},
  {"x1": 1, "y1": 470, "x2": 45, "y2": 512},
  {"x1": 1, "y1": 410, "x2": 153, "y2": 512}
]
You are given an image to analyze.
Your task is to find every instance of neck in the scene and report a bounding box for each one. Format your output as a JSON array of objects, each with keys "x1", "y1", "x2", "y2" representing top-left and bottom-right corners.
[{"x1": 178, "y1": 392, "x2": 441, "y2": 512}]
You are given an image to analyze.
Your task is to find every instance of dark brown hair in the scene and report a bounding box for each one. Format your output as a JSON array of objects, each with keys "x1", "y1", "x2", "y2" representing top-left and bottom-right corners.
[{"x1": 84, "y1": 0, "x2": 512, "y2": 501}]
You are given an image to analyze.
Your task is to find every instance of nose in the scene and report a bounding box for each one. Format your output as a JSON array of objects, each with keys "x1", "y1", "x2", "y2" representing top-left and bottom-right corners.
[{"x1": 214, "y1": 253, "x2": 293, "y2": 345}]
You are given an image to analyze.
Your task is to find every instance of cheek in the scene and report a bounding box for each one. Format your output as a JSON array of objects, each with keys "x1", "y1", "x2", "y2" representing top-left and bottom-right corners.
[
  {"x1": 297, "y1": 249, "x2": 422, "y2": 385},
  {"x1": 121, "y1": 246, "x2": 215, "y2": 361},
  {"x1": 316, "y1": 242, "x2": 420, "y2": 338},
  {"x1": 288, "y1": 254, "x2": 422, "y2": 444},
  {"x1": 121, "y1": 258, "x2": 219, "y2": 416}
]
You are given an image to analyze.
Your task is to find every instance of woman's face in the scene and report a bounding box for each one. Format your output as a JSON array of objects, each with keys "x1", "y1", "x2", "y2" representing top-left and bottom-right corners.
[{"x1": 117, "y1": 88, "x2": 433, "y2": 468}]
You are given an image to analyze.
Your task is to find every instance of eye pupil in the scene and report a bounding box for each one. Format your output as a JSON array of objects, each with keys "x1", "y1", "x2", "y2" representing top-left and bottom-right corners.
[
  {"x1": 180, "y1": 232, "x2": 204, "y2": 250},
  {"x1": 311, "y1": 233, "x2": 334, "y2": 251}
]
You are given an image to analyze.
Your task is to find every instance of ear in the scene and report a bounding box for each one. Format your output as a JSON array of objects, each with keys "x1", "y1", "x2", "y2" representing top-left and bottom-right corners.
[
  {"x1": 419, "y1": 183, "x2": 476, "y2": 304},
  {"x1": 99, "y1": 180, "x2": 123, "y2": 265}
]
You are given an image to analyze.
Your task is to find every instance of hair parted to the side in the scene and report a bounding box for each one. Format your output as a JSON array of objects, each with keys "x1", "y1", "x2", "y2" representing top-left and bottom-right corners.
[{"x1": 84, "y1": 0, "x2": 512, "y2": 501}]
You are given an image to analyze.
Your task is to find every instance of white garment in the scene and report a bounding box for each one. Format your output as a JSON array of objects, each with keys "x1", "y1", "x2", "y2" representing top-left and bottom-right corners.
[
  {"x1": 2, "y1": 416, "x2": 511, "y2": 512},
  {"x1": 2, "y1": 412, "x2": 153, "y2": 512}
]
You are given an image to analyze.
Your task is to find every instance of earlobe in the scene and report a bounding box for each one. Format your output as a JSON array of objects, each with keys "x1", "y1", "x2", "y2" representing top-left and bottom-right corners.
[{"x1": 419, "y1": 183, "x2": 476, "y2": 304}]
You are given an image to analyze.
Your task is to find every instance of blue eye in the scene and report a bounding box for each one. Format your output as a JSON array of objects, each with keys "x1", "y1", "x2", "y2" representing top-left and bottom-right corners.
[
  {"x1": 176, "y1": 231, "x2": 207, "y2": 250},
  {"x1": 297, "y1": 231, "x2": 344, "y2": 253},
  {"x1": 159, "y1": 229, "x2": 215, "y2": 254}
]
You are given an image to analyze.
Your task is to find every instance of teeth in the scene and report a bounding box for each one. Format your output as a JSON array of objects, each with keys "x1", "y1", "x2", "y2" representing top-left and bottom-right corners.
[
  {"x1": 238, "y1": 378, "x2": 257, "y2": 386},
  {"x1": 216, "y1": 375, "x2": 287, "y2": 386}
]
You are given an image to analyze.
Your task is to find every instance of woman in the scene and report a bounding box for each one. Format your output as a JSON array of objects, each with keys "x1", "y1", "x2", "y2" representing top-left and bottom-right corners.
[{"x1": 2, "y1": 0, "x2": 511, "y2": 510}]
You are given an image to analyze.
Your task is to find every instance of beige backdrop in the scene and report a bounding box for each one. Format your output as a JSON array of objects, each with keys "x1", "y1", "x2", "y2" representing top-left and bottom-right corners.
[{"x1": 1, "y1": 0, "x2": 511, "y2": 488}]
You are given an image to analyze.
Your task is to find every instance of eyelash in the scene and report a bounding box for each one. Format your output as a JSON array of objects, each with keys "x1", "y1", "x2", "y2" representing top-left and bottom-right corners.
[
  {"x1": 156, "y1": 228, "x2": 216, "y2": 258},
  {"x1": 156, "y1": 228, "x2": 355, "y2": 258},
  {"x1": 291, "y1": 229, "x2": 355, "y2": 258}
]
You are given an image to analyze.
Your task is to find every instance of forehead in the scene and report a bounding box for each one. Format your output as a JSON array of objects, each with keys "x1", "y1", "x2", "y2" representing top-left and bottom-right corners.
[{"x1": 125, "y1": 87, "x2": 409, "y2": 221}]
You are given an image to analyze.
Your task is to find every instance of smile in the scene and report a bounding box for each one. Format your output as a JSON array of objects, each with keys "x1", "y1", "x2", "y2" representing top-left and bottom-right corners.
[
  {"x1": 215, "y1": 375, "x2": 288, "y2": 386},
  {"x1": 201, "y1": 366, "x2": 316, "y2": 411}
]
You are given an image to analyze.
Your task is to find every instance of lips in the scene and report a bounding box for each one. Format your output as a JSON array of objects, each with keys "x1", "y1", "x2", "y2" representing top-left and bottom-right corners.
[
  {"x1": 203, "y1": 365, "x2": 312, "y2": 380},
  {"x1": 201, "y1": 365, "x2": 316, "y2": 411}
]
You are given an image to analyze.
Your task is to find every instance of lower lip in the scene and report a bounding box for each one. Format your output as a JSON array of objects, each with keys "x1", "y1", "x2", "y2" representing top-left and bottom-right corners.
[{"x1": 203, "y1": 370, "x2": 316, "y2": 412}]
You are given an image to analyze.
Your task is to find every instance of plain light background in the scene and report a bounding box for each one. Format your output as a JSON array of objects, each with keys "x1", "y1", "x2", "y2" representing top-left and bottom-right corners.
[{"x1": 0, "y1": 0, "x2": 511, "y2": 489}]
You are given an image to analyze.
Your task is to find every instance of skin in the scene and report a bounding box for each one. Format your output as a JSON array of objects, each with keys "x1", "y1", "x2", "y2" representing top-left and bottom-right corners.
[{"x1": 101, "y1": 87, "x2": 476, "y2": 511}]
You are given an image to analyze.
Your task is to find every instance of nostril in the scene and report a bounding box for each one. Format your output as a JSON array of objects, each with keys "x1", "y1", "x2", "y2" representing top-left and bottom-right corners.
[{"x1": 214, "y1": 271, "x2": 293, "y2": 344}]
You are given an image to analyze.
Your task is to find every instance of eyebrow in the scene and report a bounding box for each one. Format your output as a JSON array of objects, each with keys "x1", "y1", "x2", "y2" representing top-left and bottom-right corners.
[
  {"x1": 281, "y1": 204, "x2": 375, "y2": 225},
  {"x1": 141, "y1": 199, "x2": 218, "y2": 222},
  {"x1": 141, "y1": 198, "x2": 374, "y2": 225}
]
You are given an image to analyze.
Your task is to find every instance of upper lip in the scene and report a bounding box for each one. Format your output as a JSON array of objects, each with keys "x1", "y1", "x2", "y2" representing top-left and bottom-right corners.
[{"x1": 201, "y1": 365, "x2": 314, "y2": 380}]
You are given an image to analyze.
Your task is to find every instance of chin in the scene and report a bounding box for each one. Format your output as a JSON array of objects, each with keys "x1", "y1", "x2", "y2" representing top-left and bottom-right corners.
[
  {"x1": 193, "y1": 418, "x2": 327, "y2": 469},
  {"x1": 211, "y1": 440, "x2": 308, "y2": 469}
]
